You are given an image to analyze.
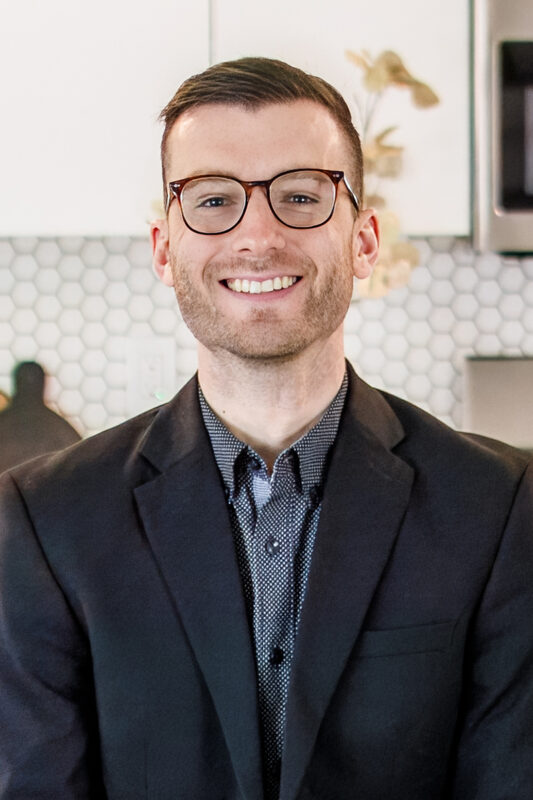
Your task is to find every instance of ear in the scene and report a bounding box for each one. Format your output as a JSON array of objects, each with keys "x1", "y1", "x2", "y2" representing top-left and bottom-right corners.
[
  {"x1": 352, "y1": 209, "x2": 380, "y2": 280},
  {"x1": 150, "y1": 218, "x2": 174, "y2": 286}
]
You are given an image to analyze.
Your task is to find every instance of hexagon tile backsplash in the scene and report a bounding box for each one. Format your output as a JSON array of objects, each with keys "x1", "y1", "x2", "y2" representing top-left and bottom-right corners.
[{"x1": 1, "y1": 235, "x2": 533, "y2": 437}]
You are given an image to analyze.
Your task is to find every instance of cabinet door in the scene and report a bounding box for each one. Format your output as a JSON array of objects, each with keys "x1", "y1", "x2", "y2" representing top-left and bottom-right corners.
[
  {"x1": 210, "y1": 0, "x2": 470, "y2": 236},
  {"x1": 1, "y1": 0, "x2": 209, "y2": 236}
]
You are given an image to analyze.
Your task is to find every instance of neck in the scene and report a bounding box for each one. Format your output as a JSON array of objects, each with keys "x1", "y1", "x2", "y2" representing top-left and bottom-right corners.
[{"x1": 198, "y1": 331, "x2": 346, "y2": 471}]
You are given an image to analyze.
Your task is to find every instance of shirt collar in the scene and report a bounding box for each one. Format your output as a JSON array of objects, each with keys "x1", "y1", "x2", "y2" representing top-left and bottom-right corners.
[{"x1": 199, "y1": 371, "x2": 348, "y2": 496}]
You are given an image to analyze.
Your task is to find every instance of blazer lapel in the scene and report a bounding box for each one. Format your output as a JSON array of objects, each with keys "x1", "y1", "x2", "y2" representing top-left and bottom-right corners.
[
  {"x1": 280, "y1": 372, "x2": 414, "y2": 800},
  {"x1": 133, "y1": 378, "x2": 263, "y2": 800}
]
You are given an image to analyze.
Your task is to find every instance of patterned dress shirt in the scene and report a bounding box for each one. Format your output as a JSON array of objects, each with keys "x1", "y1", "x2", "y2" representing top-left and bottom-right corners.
[{"x1": 199, "y1": 373, "x2": 348, "y2": 800}]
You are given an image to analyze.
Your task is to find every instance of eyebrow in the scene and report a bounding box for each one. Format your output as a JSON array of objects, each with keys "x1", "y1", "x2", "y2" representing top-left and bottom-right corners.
[{"x1": 171, "y1": 170, "x2": 238, "y2": 180}]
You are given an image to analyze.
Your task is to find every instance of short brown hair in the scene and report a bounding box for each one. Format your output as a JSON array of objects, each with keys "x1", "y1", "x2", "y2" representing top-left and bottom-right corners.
[{"x1": 159, "y1": 57, "x2": 363, "y2": 208}]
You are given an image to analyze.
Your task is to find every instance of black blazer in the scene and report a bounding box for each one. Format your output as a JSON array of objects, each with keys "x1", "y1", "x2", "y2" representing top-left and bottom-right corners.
[{"x1": 1, "y1": 368, "x2": 532, "y2": 799}]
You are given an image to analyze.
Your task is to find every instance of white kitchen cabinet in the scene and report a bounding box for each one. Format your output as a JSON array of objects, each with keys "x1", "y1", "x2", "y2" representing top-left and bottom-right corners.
[
  {"x1": 210, "y1": 0, "x2": 470, "y2": 237},
  {"x1": 0, "y1": 0, "x2": 209, "y2": 236},
  {"x1": 1, "y1": 0, "x2": 469, "y2": 237}
]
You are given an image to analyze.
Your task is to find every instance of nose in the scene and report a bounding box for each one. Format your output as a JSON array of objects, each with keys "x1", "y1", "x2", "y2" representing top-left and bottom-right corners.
[{"x1": 230, "y1": 186, "x2": 286, "y2": 256}]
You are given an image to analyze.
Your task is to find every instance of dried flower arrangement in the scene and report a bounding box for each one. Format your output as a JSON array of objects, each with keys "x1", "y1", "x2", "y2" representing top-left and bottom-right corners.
[{"x1": 346, "y1": 49, "x2": 439, "y2": 298}]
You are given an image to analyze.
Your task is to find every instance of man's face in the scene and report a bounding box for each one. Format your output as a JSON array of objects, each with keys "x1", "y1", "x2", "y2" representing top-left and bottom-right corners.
[{"x1": 152, "y1": 99, "x2": 377, "y2": 362}]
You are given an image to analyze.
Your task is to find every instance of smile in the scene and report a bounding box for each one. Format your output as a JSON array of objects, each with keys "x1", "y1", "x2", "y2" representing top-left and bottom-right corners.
[{"x1": 225, "y1": 276, "x2": 299, "y2": 294}]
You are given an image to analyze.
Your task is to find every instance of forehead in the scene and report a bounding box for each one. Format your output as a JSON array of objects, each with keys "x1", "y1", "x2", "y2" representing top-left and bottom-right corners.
[{"x1": 165, "y1": 99, "x2": 350, "y2": 180}]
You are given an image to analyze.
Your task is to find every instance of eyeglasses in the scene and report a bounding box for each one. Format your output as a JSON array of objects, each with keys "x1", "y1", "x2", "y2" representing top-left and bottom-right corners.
[{"x1": 165, "y1": 168, "x2": 359, "y2": 235}]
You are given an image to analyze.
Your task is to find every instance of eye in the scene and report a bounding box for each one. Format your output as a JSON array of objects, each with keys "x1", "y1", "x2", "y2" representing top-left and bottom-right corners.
[
  {"x1": 192, "y1": 193, "x2": 242, "y2": 213},
  {"x1": 196, "y1": 196, "x2": 230, "y2": 208},
  {"x1": 284, "y1": 193, "x2": 319, "y2": 205}
]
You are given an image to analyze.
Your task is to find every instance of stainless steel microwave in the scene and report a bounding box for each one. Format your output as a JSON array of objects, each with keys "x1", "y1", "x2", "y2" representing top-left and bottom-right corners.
[{"x1": 474, "y1": 0, "x2": 533, "y2": 252}]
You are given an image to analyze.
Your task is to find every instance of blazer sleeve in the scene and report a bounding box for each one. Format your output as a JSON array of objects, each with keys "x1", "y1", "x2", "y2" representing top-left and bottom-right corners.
[
  {"x1": 450, "y1": 460, "x2": 533, "y2": 798},
  {"x1": 0, "y1": 472, "x2": 104, "y2": 798}
]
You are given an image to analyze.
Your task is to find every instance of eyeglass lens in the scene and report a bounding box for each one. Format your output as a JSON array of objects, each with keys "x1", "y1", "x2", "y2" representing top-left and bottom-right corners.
[{"x1": 179, "y1": 170, "x2": 337, "y2": 234}]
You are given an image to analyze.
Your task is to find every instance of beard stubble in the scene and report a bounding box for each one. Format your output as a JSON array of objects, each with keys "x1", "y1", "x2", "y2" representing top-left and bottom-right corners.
[{"x1": 169, "y1": 250, "x2": 354, "y2": 362}]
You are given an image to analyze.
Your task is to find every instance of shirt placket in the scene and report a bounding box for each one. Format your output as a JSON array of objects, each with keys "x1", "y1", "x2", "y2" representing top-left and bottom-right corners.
[{"x1": 248, "y1": 454, "x2": 297, "y2": 792}]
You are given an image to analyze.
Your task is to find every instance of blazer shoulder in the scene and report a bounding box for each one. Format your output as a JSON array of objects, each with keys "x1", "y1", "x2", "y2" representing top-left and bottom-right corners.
[
  {"x1": 1, "y1": 374, "x2": 204, "y2": 512},
  {"x1": 380, "y1": 388, "x2": 531, "y2": 485},
  {"x1": 5, "y1": 403, "x2": 160, "y2": 489}
]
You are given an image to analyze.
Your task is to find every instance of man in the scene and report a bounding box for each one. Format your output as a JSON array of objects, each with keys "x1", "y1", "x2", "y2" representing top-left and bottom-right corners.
[
  {"x1": 0, "y1": 57, "x2": 532, "y2": 800},
  {"x1": 0, "y1": 361, "x2": 80, "y2": 473}
]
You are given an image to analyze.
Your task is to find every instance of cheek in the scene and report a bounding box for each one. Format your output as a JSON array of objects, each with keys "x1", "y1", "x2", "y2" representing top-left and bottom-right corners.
[
  {"x1": 168, "y1": 238, "x2": 202, "y2": 281},
  {"x1": 170, "y1": 226, "x2": 224, "y2": 267},
  {"x1": 312, "y1": 228, "x2": 354, "y2": 272}
]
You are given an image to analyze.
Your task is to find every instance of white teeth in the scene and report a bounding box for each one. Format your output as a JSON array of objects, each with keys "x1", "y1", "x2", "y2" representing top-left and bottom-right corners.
[{"x1": 226, "y1": 276, "x2": 297, "y2": 294}]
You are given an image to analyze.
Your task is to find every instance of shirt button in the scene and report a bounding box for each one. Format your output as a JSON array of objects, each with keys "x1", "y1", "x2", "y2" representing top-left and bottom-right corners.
[
  {"x1": 265, "y1": 535, "x2": 280, "y2": 556},
  {"x1": 250, "y1": 456, "x2": 262, "y2": 472},
  {"x1": 269, "y1": 646, "x2": 284, "y2": 666}
]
